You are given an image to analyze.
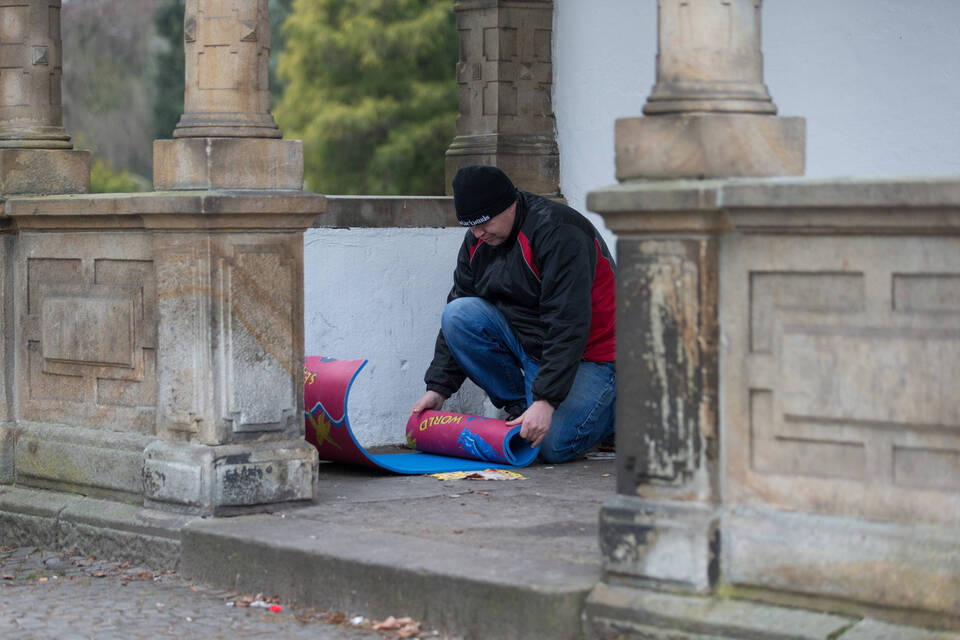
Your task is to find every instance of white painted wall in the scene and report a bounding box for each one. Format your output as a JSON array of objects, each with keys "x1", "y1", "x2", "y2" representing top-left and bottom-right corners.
[
  {"x1": 764, "y1": 0, "x2": 960, "y2": 179},
  {"x1": 303, "y1": 228, "x2": 488, "y2": 446},
  {"x1": 305, "y1": 0, "x2": 960, "y2": 446},
  {"x1": 553, "y1": 0, "x2": 960, "y2": 225}
]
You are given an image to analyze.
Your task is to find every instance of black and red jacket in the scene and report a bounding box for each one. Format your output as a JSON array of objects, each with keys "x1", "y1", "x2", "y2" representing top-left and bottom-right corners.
[{"x1": 425, "y1": 190, "x2": 616, "y2": 407}]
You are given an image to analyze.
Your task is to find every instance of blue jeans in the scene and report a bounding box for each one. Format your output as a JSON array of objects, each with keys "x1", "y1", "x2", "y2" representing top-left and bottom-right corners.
[{"x1": 441, "y1": 297, "x2": 616, "y2": 464}]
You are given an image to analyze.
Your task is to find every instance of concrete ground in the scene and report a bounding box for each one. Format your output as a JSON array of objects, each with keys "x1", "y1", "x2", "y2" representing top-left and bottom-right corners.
[
  {"x1": 182, "y1": 457, "x2": 615, "y2": 640},
  {"x1": 3, "y1": 457, "x2": 960, "y2": 639}
]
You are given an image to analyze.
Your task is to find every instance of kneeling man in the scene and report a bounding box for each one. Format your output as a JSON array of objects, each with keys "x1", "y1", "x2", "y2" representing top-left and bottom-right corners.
[{"x1": 411, "y1": 166, "x2": 616, "y2": 463}]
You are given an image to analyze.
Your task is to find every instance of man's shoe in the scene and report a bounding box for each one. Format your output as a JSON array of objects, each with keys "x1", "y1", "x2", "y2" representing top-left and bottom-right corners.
[{"x1": 503, "y1": 404, "x2": 525, "y2": 421}]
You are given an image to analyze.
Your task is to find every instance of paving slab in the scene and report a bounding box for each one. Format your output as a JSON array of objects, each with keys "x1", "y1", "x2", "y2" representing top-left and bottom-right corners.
[
  {"x1": 585, "y1": 583, "x2": 855, "y2": 640},
  {"x1": 841, "y1": 619, "x2": 960, "y2": 640}
]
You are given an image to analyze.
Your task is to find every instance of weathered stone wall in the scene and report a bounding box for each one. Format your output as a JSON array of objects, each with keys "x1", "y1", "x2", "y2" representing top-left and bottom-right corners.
[
  {"x1": 588, "y1": 177, "x2": 960, "y2": 620},
  {"x1": 717, "y1": 180, "x2": 960, "y2": 615},
  {"x1": 0, "y1": 192, "x2": 323, "y2": 512}
]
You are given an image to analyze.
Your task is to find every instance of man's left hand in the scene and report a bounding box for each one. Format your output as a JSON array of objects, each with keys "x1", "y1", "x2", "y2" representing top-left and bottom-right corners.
[{"x1": 507, "y1": 399, "x2": 554, "y2": 448}]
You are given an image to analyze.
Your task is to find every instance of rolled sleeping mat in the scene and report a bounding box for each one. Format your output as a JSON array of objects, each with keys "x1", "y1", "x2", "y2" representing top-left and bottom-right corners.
[{"x1": 304, "y1": 356, "x2": 539, "y2": 474}]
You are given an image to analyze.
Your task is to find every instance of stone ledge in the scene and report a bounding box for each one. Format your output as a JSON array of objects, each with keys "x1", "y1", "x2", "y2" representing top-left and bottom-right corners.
[
  {"x1": 0, "y1": 485, "x2": 197, "y2": 569},
  {"x1": 318, "y1": 196, "x2": 457, "y2": 228},
  {"x1": 0, "y1": 189, "x2": 326, "y2": 232},
  {"x1": 181, "y1": 514, "x2": 597, "y2": 640},
  {"x1": 588, "y1": 177, "x2": 960, "y2": 236}
]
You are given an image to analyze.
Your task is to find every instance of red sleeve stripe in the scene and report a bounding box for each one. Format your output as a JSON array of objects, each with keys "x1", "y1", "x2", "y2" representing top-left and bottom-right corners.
[
  {"x1": 469, "y1": 239, "x2": 483, "y2": 261},
  {"x1": 517, "y1": 231, "x2": 540, "y2": 280},
  {"x1": 583, "y1": 239, "x2": 616, "y2": 362}
]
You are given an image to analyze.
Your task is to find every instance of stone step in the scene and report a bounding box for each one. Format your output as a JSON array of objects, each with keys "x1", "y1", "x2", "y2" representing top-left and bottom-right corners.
[{"x1": 180, "y1": 513, "x2": 598, "y2": 640}]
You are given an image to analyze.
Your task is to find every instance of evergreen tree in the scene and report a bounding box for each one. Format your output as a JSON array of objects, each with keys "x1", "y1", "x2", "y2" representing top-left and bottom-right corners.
[
  {"x1": 275, "y1": 0, "x2": 458, "y2": 195},
  {"x1": 270, "y1": 0, "x2": 295, "y2": 106},
  {"x1": 152, "y1": 0, "x2": 185, "y2": 141}
]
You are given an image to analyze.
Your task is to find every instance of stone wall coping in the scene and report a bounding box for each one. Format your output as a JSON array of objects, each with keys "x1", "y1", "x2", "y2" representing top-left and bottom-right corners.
[
  {"x1": 317, "y1": 195, "x2": 457, "y2": 229},
  {"x1": 0, "y1": 190, "x2": 326, "y2": 232},
  {"x1": 589, "y1": 176, "x2": 960, "y2": 235}
]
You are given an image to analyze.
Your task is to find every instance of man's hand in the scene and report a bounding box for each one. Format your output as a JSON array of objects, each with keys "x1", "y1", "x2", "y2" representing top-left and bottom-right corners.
[
  {"x1": 507, "y1": 399, "x2": 554, "y2": 448},
  {"x1": 411, "y1": 390, "x2": 446, "y2": 414}
]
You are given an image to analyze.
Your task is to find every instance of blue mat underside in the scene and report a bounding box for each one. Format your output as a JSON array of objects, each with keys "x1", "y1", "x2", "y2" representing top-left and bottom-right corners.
[{"x1": 367, "y1": 452, "x2": 522, "y2": 475}]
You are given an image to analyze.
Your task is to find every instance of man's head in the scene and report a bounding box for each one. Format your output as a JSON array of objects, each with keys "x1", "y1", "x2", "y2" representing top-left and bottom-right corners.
[{"x1": 452, "y1": 165, "x2": 518, "y2": 246}]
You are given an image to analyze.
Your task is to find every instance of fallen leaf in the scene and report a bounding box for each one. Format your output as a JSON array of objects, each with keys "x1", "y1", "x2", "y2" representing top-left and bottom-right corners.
[
  {"x1": 374, "y1": 616, "x2": 402, "y2": 630},
  {"x1": 2, "y1": 575, "x2": 13, "y2": 580},
  {"x1": 323, "y1": 611, "x2": 346, "y2": 624},
  {"x1": 189, "y1": 586, "x2": 201, "y2": 592},
  {"x1": 90, "y1": 571, "x2": 107, "y2": 578},
  {"x1": 37, "y1": 577, "x2": 48, "y2": 582}
]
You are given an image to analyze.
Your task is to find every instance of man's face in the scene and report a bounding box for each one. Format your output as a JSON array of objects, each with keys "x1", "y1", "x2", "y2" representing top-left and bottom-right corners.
[{"x1": 470, "y1": 201, "x2": 517, "y2": 246}]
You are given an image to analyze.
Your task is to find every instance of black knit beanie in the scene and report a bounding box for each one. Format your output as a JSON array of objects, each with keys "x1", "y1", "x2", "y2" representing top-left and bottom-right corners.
[{"x1": 452, "y1": 165, "x2": 518, "y2": 227}]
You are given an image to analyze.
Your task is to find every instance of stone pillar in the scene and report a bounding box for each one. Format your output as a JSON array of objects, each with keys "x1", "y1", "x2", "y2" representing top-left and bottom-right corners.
[
  {"x1": 616, "y1": 0, "x2": 804, "y2": 179},
  {"x1": 592, "y1": 191, "x2": 724, "y2": 596},
  {"x1": 0, "y1": 0, "x2": 88, "y2": 194},
  {"x1": 143, "y1": 216, "x2": 318, "y2": 514},
  {"x1": 586, "y1": 0, "x2": 806, "y2": 624},
  {"x1": 143, "y1": 0, "x2": 317, "y2": 514},
  {"x1": 153, "y1": 0, "x2": 302, "y2": 190},
  {"x1": 444, "y1": 0, "x2": 560, "y2": 196}
]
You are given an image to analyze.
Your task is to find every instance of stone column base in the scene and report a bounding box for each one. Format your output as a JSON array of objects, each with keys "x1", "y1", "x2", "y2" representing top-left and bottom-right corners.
[
  {"x1": 0, "y1": 149, "x2": 90, "y2": 195},
  {"x1": 445, "y1": 134, "x2": 560, "y2": 197},
  {"x1": 12, "y1": 423, "x2": 149, "y2": 504},
  {"x1": 153, "y1": 138, "x2": 304, "y2": 190},
  {"x1": 143, "y1": 439, "x2": 318, "y2": 516},
  {"x1": 599, "y1": 495, "x2": 719, "y2": 594},
  {"x1": 615, "y1": 114, "x2": 805, "y2": 179}
]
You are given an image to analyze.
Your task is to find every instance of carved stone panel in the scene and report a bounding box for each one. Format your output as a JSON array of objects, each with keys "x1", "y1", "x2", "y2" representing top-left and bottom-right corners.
[
  {"x1": 723, "y1": 235, "x2": 960, "y2": 526},
  {"x1": 16, "y1": 232, "x2": 157, "y2": 434},
  {"x1": 154, "y1": 232, "x2": 302, "y2": 445}
]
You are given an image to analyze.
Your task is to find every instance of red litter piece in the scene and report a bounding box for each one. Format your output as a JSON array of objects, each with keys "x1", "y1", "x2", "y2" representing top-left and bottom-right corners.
[{"x1": 269, "y1": 605, "x2": 282, "y2": 613}]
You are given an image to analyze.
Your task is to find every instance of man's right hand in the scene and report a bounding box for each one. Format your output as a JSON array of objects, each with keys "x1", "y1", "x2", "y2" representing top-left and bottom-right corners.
[{"x1": 411, "y1": 390, "x2": 446, "y2": 414}]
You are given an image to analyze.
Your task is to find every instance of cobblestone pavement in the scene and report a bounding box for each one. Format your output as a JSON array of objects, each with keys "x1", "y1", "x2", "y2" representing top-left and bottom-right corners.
[{"x1": 0, "y1": 546, "x2": 443, "y2": 640}]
